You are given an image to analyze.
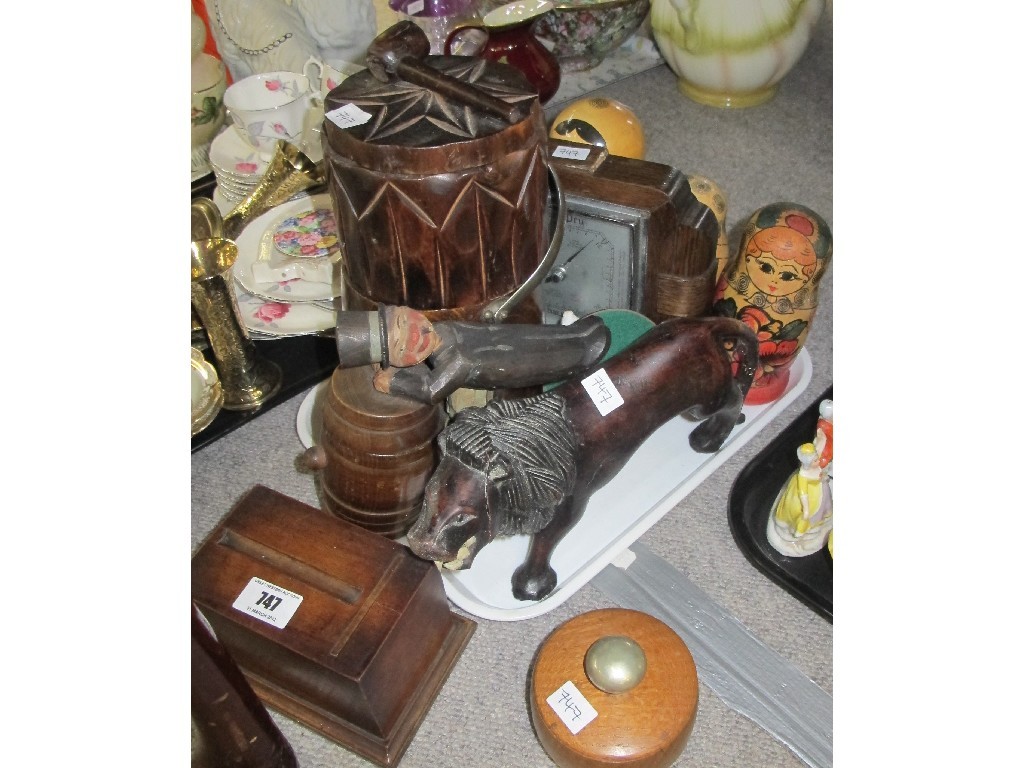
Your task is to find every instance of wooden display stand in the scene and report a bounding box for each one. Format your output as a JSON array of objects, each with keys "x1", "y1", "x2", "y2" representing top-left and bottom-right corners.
[
  {"x1": 191, "y1": 485, "x2": 476, "y2": 767},
  {"x1": 529, "y1": 608, "x2": 699, "y2": 768}
]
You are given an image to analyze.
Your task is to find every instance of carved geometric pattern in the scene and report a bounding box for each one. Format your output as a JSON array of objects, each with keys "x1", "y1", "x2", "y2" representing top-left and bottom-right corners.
[
  {"x1": 324, "y1": 56, "x2": 548, "y2": 313},
  {"x1": 328, "y1": 57, "x2": 538, "y2": 147},
  {"x1": 328, "y1": 144, "x2": 547, "y2": 310}
]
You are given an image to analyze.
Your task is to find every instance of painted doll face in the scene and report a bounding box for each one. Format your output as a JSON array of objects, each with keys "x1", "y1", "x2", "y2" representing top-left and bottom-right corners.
[
  {"x1": 386, "y1": 306, "x2": 440, "y2": 366},
  {"x1": 745, "y1": 251, "x2": 810, "y2": 298}
]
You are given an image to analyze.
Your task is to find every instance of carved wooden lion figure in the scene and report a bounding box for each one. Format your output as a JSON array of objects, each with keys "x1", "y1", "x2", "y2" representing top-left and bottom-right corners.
[{"x1": 406, "y1": 315, "x2": 759, "y2": 601}]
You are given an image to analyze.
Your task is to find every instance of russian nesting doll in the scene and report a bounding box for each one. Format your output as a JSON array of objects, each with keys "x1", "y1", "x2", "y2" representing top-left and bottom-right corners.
[{"x1": 712, "y1": 202, "x2": 832, "y2": 405}]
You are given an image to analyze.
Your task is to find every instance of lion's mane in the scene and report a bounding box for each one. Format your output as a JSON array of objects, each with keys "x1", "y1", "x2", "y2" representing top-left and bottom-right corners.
[{"x1": 441, "y1": 392, "x2": 578, "y2": 535}]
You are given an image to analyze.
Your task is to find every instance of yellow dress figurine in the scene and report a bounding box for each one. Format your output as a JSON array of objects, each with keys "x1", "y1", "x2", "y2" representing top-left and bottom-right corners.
[{"x1": 766, "y1": 442, "x2": 833, "y2": 557}]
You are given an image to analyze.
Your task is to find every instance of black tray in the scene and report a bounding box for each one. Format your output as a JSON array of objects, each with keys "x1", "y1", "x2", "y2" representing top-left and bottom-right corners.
[
  {"x1": 192, "y1": 171, "x2": 216, "y2": 201},
  {"x1": 191, "y1": 334, "x2": 338, "y2": 453},
  {"x1": 727, "y1": 385, "x2": 833, "y2": 622}
]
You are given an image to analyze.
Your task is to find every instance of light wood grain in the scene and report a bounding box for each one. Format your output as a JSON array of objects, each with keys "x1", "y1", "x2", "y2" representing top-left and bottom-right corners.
[{"x1": 529, "y1": 608, "x2": 698, "y2": 768}]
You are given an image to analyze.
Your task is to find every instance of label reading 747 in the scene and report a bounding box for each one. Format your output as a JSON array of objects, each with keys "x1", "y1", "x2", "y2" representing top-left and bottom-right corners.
[
  {"x1": 546, "y1": 680, "x2": 598, "y2": 735},
  {"x1": 231, "y1": 576, "x2": 303, "y2": 629}
]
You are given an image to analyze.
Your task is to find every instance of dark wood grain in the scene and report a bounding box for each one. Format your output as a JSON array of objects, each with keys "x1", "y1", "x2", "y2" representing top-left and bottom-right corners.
[
  {"x1": 323, "y1": 58, "x2": 549, "y2": 321},
  {"x1": 315, "y1": 364, "x2": 447, "y2": 537},
  {"x1": 191, "y1": 485, "x2": 476, "y2": 767},
  {"x1": 192, "y1": 604, "x2": 299, "y2": 768},
  {"x1": 407, "y1": 315, "x2": 759, "y2": 601}
]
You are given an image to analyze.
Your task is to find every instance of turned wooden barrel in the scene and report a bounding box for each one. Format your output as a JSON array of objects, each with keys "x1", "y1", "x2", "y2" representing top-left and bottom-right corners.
[
  {"x1": 322, "y1": 55, "x2": 551, "y2": 323},
  {"x1": 315, "y1": 364, "x2": 447, "y2": 538}
]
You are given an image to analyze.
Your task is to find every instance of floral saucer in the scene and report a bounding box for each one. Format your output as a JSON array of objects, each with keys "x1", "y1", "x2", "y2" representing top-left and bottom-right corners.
[
  {"x1": 209, "y1": 126, "x2": 270, "y2": 180},
  {"x1": 233, "y1": 193, "x2": 343, "y2": 303},
  {"x1": 232, "y1": 281, "x2": 337, "y2": 337}
]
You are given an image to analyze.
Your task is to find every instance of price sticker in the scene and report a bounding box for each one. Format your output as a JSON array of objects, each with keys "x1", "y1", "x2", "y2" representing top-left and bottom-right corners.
[
  {"x1": 326, "y1": 103, "x2": 373, "y2": 130},
  {"x1": 552, "y1": 145, "x2": 591, "y2": 161},
  {"x1": 407, "y1": 0, "x2": 425, "y2": 14},
  {"x1": 546, "y1": 681, "x2": 598, "y2": 735},
  {"x1": 582, "y1": 368, "x2": 624, "y2": 416},
  {"x1": 232, "y1": 576, "x2": 303, "y2": 629}
]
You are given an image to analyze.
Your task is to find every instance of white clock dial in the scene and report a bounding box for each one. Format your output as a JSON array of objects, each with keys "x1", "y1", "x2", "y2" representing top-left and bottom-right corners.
[{"x1": 537, "y1": 210, "x2": 638, "y2": 324}]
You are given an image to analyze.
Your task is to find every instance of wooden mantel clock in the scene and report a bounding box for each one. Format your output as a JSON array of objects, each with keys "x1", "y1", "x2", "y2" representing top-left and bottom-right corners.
[{"x1": 537, "y1": 140, "x2": 720, "y2": 325}]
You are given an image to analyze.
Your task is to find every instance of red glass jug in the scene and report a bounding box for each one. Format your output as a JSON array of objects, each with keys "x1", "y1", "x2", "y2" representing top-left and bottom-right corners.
[{"x1": 446, "y1": 0, "x2": 561, "y2": 104}]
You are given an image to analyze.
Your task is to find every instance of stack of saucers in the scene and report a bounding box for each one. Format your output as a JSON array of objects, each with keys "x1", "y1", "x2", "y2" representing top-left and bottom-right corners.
[
  {"x1": 208, "y1": 126, "x2": 272, "y2": 207},
  {"x1": 228, "y1": 192, "x2": 343, "y2": 339}
]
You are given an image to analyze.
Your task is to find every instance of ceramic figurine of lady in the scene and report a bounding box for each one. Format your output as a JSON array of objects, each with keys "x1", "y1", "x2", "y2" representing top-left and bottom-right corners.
[
  {"x1": 712, "y1": 202, "x2": 831, "y2": 404},
  {"x1": 766, "y1": 442, "x2": 832, "y2": 557}
]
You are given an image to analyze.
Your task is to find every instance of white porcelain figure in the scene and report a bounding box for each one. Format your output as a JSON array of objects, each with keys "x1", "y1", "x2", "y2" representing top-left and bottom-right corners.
[
  {"x1": 650, "y1": 0, "x2": 824, "y2": 108},
  {"x1": 766, "y1": 442, "x2": 832, "y2": 557},
  {"x1": 192, "y1": 7, "x2": 208, "y2": 60},
  {"x1": 208, "y1": 0, "x2": 377, "y2": 83}
]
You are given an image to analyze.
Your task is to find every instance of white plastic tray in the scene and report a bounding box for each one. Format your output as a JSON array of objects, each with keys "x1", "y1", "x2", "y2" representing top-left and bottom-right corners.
[{"x1": 440, "y1": 350, "x2": 812, "y2": 621}]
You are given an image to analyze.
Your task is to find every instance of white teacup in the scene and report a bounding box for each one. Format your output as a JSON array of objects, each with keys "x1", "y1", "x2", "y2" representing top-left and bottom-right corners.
[
  {"x1": 222, "y1": 70, "x2": 319, "y2": 153},
  {"x1": 302, "y1": 56, "x2": 363, "y2": 99}
]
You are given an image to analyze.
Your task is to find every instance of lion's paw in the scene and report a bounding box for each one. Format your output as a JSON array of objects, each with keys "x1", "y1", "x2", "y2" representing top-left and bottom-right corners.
[{"x1": 512, "y1": 563, "x2": 557, "y2": 602}]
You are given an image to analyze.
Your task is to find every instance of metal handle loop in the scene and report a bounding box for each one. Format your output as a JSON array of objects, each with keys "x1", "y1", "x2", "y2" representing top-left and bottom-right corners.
[{"x1": 481, "y1": 166, "x2": 565, "y2": 323}]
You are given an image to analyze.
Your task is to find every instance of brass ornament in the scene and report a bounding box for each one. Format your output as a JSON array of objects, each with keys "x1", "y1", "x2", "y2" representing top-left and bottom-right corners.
[{"x1": 190, "y1": 237, "x2": 282, "y2": 411}]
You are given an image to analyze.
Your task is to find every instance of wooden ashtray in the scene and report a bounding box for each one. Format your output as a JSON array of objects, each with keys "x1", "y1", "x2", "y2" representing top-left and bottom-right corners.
[
  {"x1": 191, "y1": 485, "x2": 476, "y2": 767},
  {"x1": 529, "y1": 608, "x2": 698, "y2": 768}
]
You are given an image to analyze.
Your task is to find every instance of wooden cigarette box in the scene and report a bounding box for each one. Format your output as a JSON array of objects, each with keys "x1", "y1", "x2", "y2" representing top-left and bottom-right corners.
[{"x1": 191, "y1": 485, "x2": 476, "y2": 767}]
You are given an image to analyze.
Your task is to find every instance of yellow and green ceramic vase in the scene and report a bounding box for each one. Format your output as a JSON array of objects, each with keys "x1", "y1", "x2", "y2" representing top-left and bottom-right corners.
[{"x1": 650, "y1": 0, "x2": 824, "y2": 108}]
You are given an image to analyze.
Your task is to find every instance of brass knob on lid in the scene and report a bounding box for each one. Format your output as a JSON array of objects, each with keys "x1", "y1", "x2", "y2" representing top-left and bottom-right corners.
[{"x1": 584, "y1": 635, "x2": 646, "y2": 694}]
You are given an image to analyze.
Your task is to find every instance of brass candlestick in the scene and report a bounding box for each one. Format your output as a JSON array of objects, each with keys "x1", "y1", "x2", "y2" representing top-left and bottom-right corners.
[{"x1": 190, "y1": 238, "x2": 282, "y2": 411}]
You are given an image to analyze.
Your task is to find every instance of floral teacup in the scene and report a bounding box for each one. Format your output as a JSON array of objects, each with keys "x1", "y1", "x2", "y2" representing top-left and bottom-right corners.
[
  {"x1": 222, "y1": 70, "x2": 319, "y2": 153},
  {"x1": 302, "y1": 56, "x2": 363, "y2": 99}
]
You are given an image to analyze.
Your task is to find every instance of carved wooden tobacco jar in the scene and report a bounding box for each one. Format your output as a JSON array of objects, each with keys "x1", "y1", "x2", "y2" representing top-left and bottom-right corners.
[{"x1": 321, "y1": 21, "x2": 556, "y2": 324}]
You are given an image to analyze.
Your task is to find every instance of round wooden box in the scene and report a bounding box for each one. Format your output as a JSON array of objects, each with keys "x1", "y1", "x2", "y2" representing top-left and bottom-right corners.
[{"x1": 529, "y1": 608, "x2": 698, "y2": 768}]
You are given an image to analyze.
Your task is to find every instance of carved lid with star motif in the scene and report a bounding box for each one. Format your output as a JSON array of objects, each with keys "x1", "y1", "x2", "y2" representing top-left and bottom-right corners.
[{"x1": 322, "y1": 55, "x2": 545, "y2": 175}]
